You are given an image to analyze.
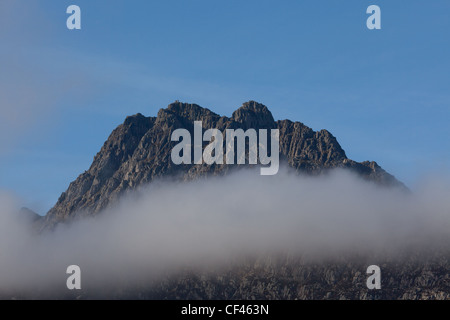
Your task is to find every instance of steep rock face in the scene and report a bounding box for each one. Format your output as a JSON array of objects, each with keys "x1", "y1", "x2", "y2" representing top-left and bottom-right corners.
[
  {"x1": 277, "y1": 119, "x2": 346, "y2": 171},
  {"x1": 124, "y1": 255, "x2": 450, "y2": 300},
  {"x1": 45, "y1": 113, "x2": 155, "y2": 222},
  {"x1": 44, "y1": 101, "x2": 403, "y2": 227}
]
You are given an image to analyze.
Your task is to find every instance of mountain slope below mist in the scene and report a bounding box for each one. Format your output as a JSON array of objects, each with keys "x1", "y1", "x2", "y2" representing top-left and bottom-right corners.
[{"x1": 44, "y1": 101, "x2": 403, "y2": 227}]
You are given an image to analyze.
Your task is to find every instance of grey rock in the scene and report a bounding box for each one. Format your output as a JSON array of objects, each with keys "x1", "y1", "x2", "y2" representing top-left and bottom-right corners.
[{"x1": 43, "y1": 101, "x2": 405, "y2": 229}]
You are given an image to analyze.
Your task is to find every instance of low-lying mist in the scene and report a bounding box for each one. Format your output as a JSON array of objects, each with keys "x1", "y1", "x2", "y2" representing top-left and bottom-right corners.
[{"x1": 0, "y1": 168, "x2": 449, "y2": 297}]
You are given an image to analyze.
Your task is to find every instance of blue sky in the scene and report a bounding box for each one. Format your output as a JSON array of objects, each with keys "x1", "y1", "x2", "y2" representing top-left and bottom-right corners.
[{"x1": 0, "y1": 0, "x2": 449, "y2": 213}]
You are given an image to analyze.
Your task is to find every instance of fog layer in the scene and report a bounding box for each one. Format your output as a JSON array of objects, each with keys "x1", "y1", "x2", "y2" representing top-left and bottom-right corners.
[{"x1": 0, "y1": 168, "x2": 449, "y2": 295}]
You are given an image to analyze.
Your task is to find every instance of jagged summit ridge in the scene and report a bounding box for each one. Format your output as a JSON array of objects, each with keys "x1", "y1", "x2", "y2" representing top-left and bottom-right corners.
[
  {"x1": 44, "y1": 101, "x2": 404, "y2": 227},
  {"x1": 232, "y1": 101, "x2": 275, "y2": 128}
]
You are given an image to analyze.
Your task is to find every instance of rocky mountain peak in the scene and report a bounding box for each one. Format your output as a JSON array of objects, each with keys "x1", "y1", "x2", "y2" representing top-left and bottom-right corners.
[
  {"x1": 43, "y1": 101, "x2": 405, "y2": 229},
  {"x1": 123, "y1": 112, "x2": 147, "y2": 125},
  {"x1": 165, "y1": 101, "x2": 219, "y2": 121},
  {"x1": 232, "y1": 100, "x2": 275, "y2": 128}
]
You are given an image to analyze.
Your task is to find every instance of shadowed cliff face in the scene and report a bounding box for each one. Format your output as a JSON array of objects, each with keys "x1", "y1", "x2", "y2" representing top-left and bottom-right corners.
[{"x1": 43, "y1": 101, "x2": 404, "y2": 228}]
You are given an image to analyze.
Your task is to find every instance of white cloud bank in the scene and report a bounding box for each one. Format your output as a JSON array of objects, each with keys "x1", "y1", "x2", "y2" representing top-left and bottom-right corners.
[{"x1": 0, "y1": 168, "x2": 449, "y2": 297}]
